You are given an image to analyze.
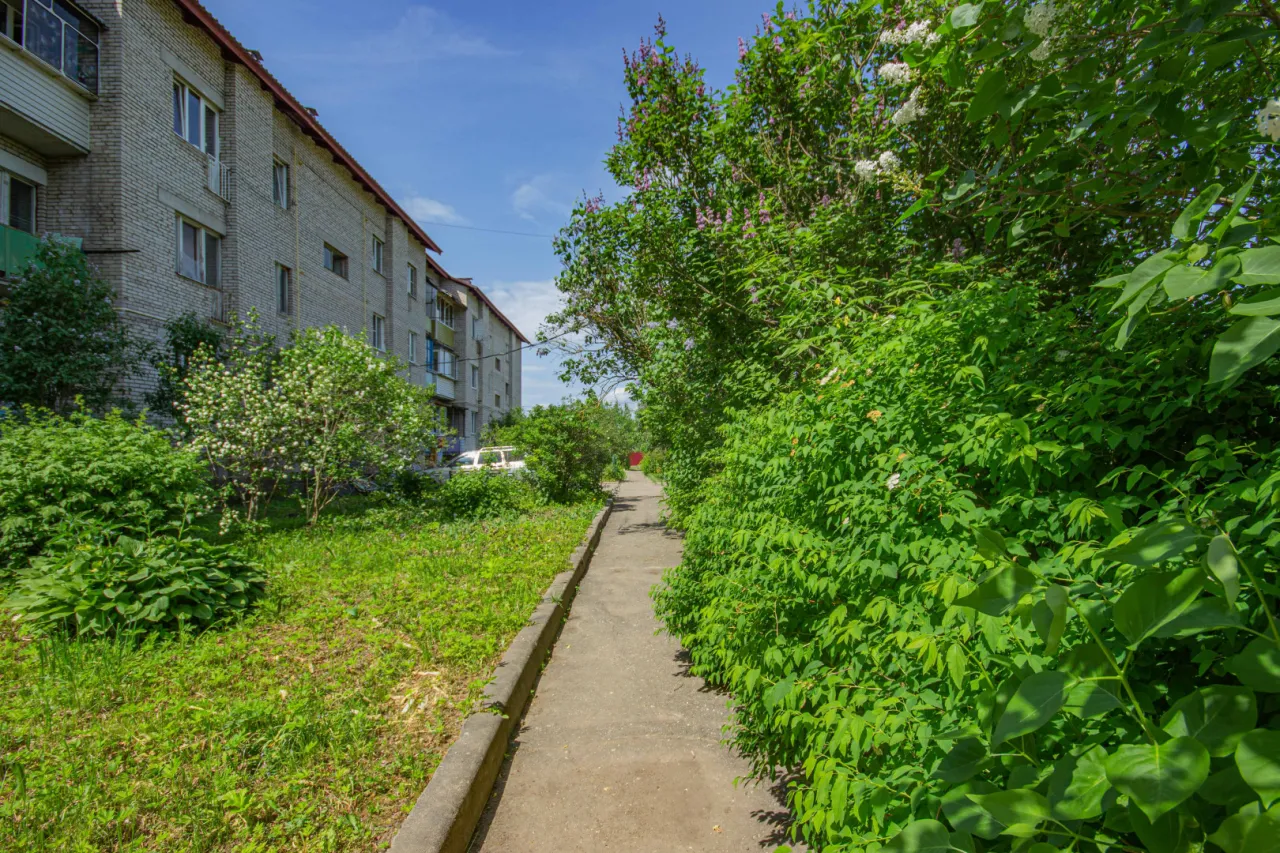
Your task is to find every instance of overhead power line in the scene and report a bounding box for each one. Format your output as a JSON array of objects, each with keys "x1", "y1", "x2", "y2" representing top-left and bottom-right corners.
[{"x1": 416, "y1": 220, "x2": 557, "y2": 239}]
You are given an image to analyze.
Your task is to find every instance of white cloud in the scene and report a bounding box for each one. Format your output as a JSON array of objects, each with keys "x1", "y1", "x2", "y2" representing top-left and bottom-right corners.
[
  {"x1": 402, "y1": 194, "x2": 468, "y2": 226},
  {"x1": 354, "y1": 6, "x2": 505, "y2": 63},
  {"x1": 511, "y1": 175, "x2": 571, "y2": 222},
  {"x1": 485, "y1": 279, "x2": 563, "y2": 344}
]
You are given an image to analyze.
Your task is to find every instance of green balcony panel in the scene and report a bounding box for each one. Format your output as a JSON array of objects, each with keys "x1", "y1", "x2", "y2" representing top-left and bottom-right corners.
[{"x1": 0, "y1": 225, "x2": 42, "y2": 278}]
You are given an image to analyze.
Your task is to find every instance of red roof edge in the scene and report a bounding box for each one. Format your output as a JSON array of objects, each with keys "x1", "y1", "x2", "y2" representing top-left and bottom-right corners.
[
  {"x1": 172, "y1": 0, "x2": 443, "y2": 254},
  {"x1": 424, "y1": 256, "x2": 530, "y2": 344}
]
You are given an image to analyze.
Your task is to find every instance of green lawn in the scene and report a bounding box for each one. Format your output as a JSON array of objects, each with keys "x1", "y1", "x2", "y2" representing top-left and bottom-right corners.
[{"x1": 0, "y1": 499, "x2": 600, "y2": 851}]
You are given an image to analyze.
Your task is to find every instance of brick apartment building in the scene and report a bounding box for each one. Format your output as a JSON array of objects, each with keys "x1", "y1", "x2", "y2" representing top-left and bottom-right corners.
[{"x1": 0, "y1": 0, "x2": 524, "y2": 451}]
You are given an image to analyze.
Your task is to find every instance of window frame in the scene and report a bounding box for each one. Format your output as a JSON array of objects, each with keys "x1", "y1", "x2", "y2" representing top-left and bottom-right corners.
[
  {"x1": 470, "y1": 364, "x2": 479, "y2": 389},
  {"x1": 323, "y1": 243, "x2": 349, "y2": 279},
  {"x1": 370, "y1": 313, "x2": 386, "y2": 352},
  {"x1": 407, "y1": 263, "x2": 418, "y2": 299},
  {"x1": 494, "y1": 393, "x2": 501, "y2": 408},
  {"x1": 2, "y1": 171, "x2": 37, "y2": 234},
  {"x1": 172, "y1": 77, "x2": 220, "y2": 159},
  {"x1": 371, "y1": 235, "x2": 384, "y2": 274},
  {"x1": 175, "y1": 215, "x2": 220, "y2": 287},
  {"x1": 408, "y1": 330, "x2": 418, "y2": 364},
  {"x1": 275, "y1": 263, "x2": 292, "y2": 314},
  {"x1": 436, "y1": 296, "x2": 455, "y2": 329},
  {"x1": 272, "y1": 159, "x2": 290, "y2": 209}
]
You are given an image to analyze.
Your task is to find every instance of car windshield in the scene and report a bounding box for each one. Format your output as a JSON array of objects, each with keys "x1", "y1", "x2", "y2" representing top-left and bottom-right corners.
[{"x1": 451, "y1": 452, "x2": 477, "y2": 467}]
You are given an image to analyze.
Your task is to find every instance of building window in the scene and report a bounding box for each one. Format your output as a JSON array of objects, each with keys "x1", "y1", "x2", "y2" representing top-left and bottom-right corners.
[
  {"x1": 323, "y1": 243, "x2": 348, "y2": 278},
  {"x1": 370, "y1": 313, "x2": 385, "y2": 351},
  {"x1": 505, "y1": 381, "x2": 511, "y2": 398},
  {"x1": 407, "y1": 264, "x2": 418, "y2": 299},
  {"x1": 470, "y1": 364, "x2": 478, "y2": 389},
  {"x1": 276, "y1": 264, "x2": 292, "y2": 314},
  {"x1": 1, "y1": 172, "x2": 36, "y2": 234},
  {"x1": 436, "y1": 296, "x2": 455, "y2": 329},
  {"x1": 408, "y1": 330, "x2": 418, "y2": 364},
  {"x1": 176, "y1": 215, "x2": 220, "y2": 286},
  {"x1": 494, "y1": 357, "x2": 501, "y2": 372},
  {"x1": 494, "y1": 394, "x2": 501, "y2": 408},
  {"x1": 3, "y1": 0, "x2": 99, "y2": 93},
  {"x1": 437, "y1": 347, "x2": 455, "y2": 379},
  {"x1": 272, "y1": 160, "x2": 289, "y2": 209},
  {"x1": 371, "y1": 236, "x2": 384, "y2": 274},
  {"x1": 172, "y1": 78, "x2": 219, "y2": 158}
]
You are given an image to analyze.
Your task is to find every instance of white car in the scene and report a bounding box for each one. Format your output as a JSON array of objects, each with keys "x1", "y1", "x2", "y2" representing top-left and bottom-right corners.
[{"x1": 432, "y1": 446, "x2": 526, "y2": 481}]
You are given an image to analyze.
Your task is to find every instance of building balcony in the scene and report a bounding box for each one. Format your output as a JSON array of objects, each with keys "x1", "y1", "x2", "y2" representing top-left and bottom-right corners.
[
  {"x1": 432, "y1": 372, "x2": 456, "y2": 401},
  {"x1": 207, "y1": 156, "x2": 231, "y2": 201},
  {"x1": 432, "y1": 321, "x2": 455, "y2": 349},
  {"x1": 0, "y1": 223, "x2": 40, "y2": 278}
]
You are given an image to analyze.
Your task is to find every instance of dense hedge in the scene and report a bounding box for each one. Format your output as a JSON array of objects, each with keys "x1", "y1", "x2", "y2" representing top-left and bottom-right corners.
[{"x1": 549, "y1": 1, "x2": 1280, "y2": 850}]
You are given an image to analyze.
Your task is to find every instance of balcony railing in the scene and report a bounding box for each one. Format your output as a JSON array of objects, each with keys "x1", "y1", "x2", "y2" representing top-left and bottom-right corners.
[
  {"x1": 0, "y1": 223, "x2": 41, "y2": 278},
  {"x1": 433, "y1": 374, "x2": 456, "y2": 401},
  {"x1": 208, "y1": 156, "x2": 231, "y2": 201},
  {"x1": 8, "y1": 0, "x2": 100, "y2": 94}
]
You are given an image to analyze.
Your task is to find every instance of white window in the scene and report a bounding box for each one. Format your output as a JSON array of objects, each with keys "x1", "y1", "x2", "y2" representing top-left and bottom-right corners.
[
  {"x1": 176, "y1": 215, "x2": 220, "y2": 286},
  {"x1": 323, "y1": 243, "x2": 348, "y2": 278},
  {"x1": 407, "y1": 264, "x2": 418, "y2": 299},
  {"x1": 172, "y1": 78, "x2": 219, "y2": 158},
  {"x1": 470, "y1": 364, "x2": 478, "y2": 389},
  {"x1": 272, "y1": 160, "x2": 289, "y2": 209},
  {"x1": 276, "y1": 263, "x2": 292, "y2": 314},
  {"x1": 437, "y1": 347, "x2": 455, "y2": 379},
  {"x1": 1, "y1": 171, "x2": 36, "y2": 234},
  {"x1": 436, "y1": 296, "x2": 455, "y2": 328},
  {"x1": 370, "y1": 313, "x2": 385, "y2": 351},
  {"x1": 408, "y1": 330, "x2": 418, "y2": 364},
  {"x1": 5, "y1": 0, "x2": 99, "y2": 92},
  {"x1": 371, "y1": 236, "x2": 384, "y2": 274}
]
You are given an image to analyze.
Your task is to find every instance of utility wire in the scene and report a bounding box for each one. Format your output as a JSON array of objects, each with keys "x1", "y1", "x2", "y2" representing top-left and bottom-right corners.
[{"x1": 451, "y1": 328, "x2": 577, "y2": 364}]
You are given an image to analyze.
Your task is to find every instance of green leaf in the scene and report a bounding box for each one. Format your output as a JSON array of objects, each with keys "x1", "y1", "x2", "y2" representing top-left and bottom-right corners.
[
  {"x1": 1110, "y1": 251, "x2": 1175, "y2": 313},
  {"x1": 1160, "y1": 685, "x2": 1257, "y2": 757},
  {"x1": 935, "y1": 738, "x2": 988, "y2": 784},
  {"x1": 1112, "y1": 568, "x2": 1205, "y2": 648},
  {"x1": 943, "y1": 170, "x2": 977, "y2": 202},
  {"x1": 1163, "y1": 255, "x2": 1240, "y2": 300},
  {"x1": 1208, "y1": 534, "x2": 1241, "y2": 606},
  {"x1": 1048, "y1": 745, "x2": 1111, "y2": 820},
  {"x1": 1237, "y1": 729, "x2": 1280, "y2": 808},
  {"x1": 1210, "y1": 174, "x2": 1258, "y2": 242},
  {"x1": 1152, "y1": 596, "x2": 1243, "y2": 638},
  {"x1": 1227, "y1": 637, "x2": 1280, "y2": 692},
  {"x1": 1104, "y1": 737, "x2": 1210, "y2": 821},
  {"x1": 1102, "y1": 520, "x2": 1202, "y2": 567},
  {"x1": 1209, "y1": 803, "x2": 1280, "y2": 853},
  {"x1": 1041, "y1": 585, "x2": 1068, "y2": 655},
  {"x1": 967, "y1": 789, "x2": 1051, "y2": 828},
  {"x1": 967, "y1": 68, "x2": 1006, "y2": 123},
  {"x1": 1172, "y1": 183, "x2": 1223, "y2": 241},
  {"x1": 1231, "y1": 287, "x2": 1280, "y2": 316},
  {"x1": 764, "y1": 675, "x2": 794, "y2": 710},
  {"x1": 942, "y1": 780, "x2": 1003, "y2": 840},
  {"x1": 1234, "y1": 245, "x2": 1280, "y2": 287},
  {"x1": 946, "y1": 643, "x2": 968, "y2": 689},
  {"x1": 1127, "y1": 800, "x2": 1183, "y2": 853},
  {"x1": 950, "y1": 2, "x2": 984, "y2": 29},
  {"x1": 956, "y1": 564, "x2": 1037, "y2": 616},
  {"x1": 993, "y1": 671, "x2": 1072, "y2": 745},
  {"x1": 883, "y1": 819, "x2": 954, "y2": 853},
  {"x1": 1211, "y1": 316, "x2": 1280, "y2": 385},
  {"x1": 972, "y1": 526, "x2": 1009, "y2": 560}
]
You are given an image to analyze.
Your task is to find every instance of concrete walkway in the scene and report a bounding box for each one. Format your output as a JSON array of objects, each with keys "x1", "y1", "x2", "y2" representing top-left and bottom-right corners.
[{"x1": 472, "y1": 472, "x2": 797, "y2": 852}]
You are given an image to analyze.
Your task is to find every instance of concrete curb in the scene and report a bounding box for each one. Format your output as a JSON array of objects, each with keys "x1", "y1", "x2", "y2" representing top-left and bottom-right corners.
[{"x1": 389, "y1": 495, "x2": 616, "y2": 853}]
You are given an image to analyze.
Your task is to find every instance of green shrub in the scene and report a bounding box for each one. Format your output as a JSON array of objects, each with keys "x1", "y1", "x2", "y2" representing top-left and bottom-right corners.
[
  {"x1": 639, "y1": 448, "x2": 667, "y2": 481},
  {"x1": 436, "y1": 471, "x2": 538, "y2": 520},
  {"x1": 491, "y1": 402, "x2": 612, "y2": 503},
  {"x1": 0, "y1": 409, "x2": 210, "y2": 580},
  {"x1": 5, "y1": 529, "x2": 264, "y2": 637},
  {"x1": 0, "y1": 239, "x2": 142, "y2": 413},
  {"x1": 603, "y1": 459, "x2": 628, "y2": 481},
  {"x1": 389, "y1": 467, "x2": 439, "y2": 503}
]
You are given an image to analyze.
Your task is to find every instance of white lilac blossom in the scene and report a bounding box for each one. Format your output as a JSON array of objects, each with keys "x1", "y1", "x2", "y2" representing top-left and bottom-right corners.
[
  {"x1": 684, "y1": 337, "x2": 695, "y2": 350},
  {"x1": 886, "y1": 473, "x2": 901, "y2": 490},
  {"x1": 877, "y1": 61, "x2": 913, "y2": 86},
  {"x1": 890, "y1": 87, "x2": 926, "y2": 127},
  {"x1": 881, "y1": 21, "x2": 939, "y2": 47},
  {"x1": 855, "y1": 159, "x2": 881, "y2": 181},
  {"x1": 1258, "y1": 98, "x2": 1280, "y2": 141},
  {"x1": 1024, "y1": 2, "x2": 1057, "y2": 38},
  {"x1": 877, "y1": 150, "x2": 902, "y2": 172},
  {"x1": 819, "y1": 366, "x2": 839, "y2": 385},
  {"x1": 1029, "y1": 38, "x2": 1054, "y2": 62}
]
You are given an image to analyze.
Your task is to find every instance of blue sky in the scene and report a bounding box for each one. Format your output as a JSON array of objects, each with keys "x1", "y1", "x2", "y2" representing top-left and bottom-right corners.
[{"x1": 205, "y1": 0, "x2": 766, "y2": 406}]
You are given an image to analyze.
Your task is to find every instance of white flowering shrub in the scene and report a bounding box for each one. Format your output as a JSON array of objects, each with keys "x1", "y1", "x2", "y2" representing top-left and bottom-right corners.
[{"x1": 182, "y1": 317, "x2": 442, "y2": 524}]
